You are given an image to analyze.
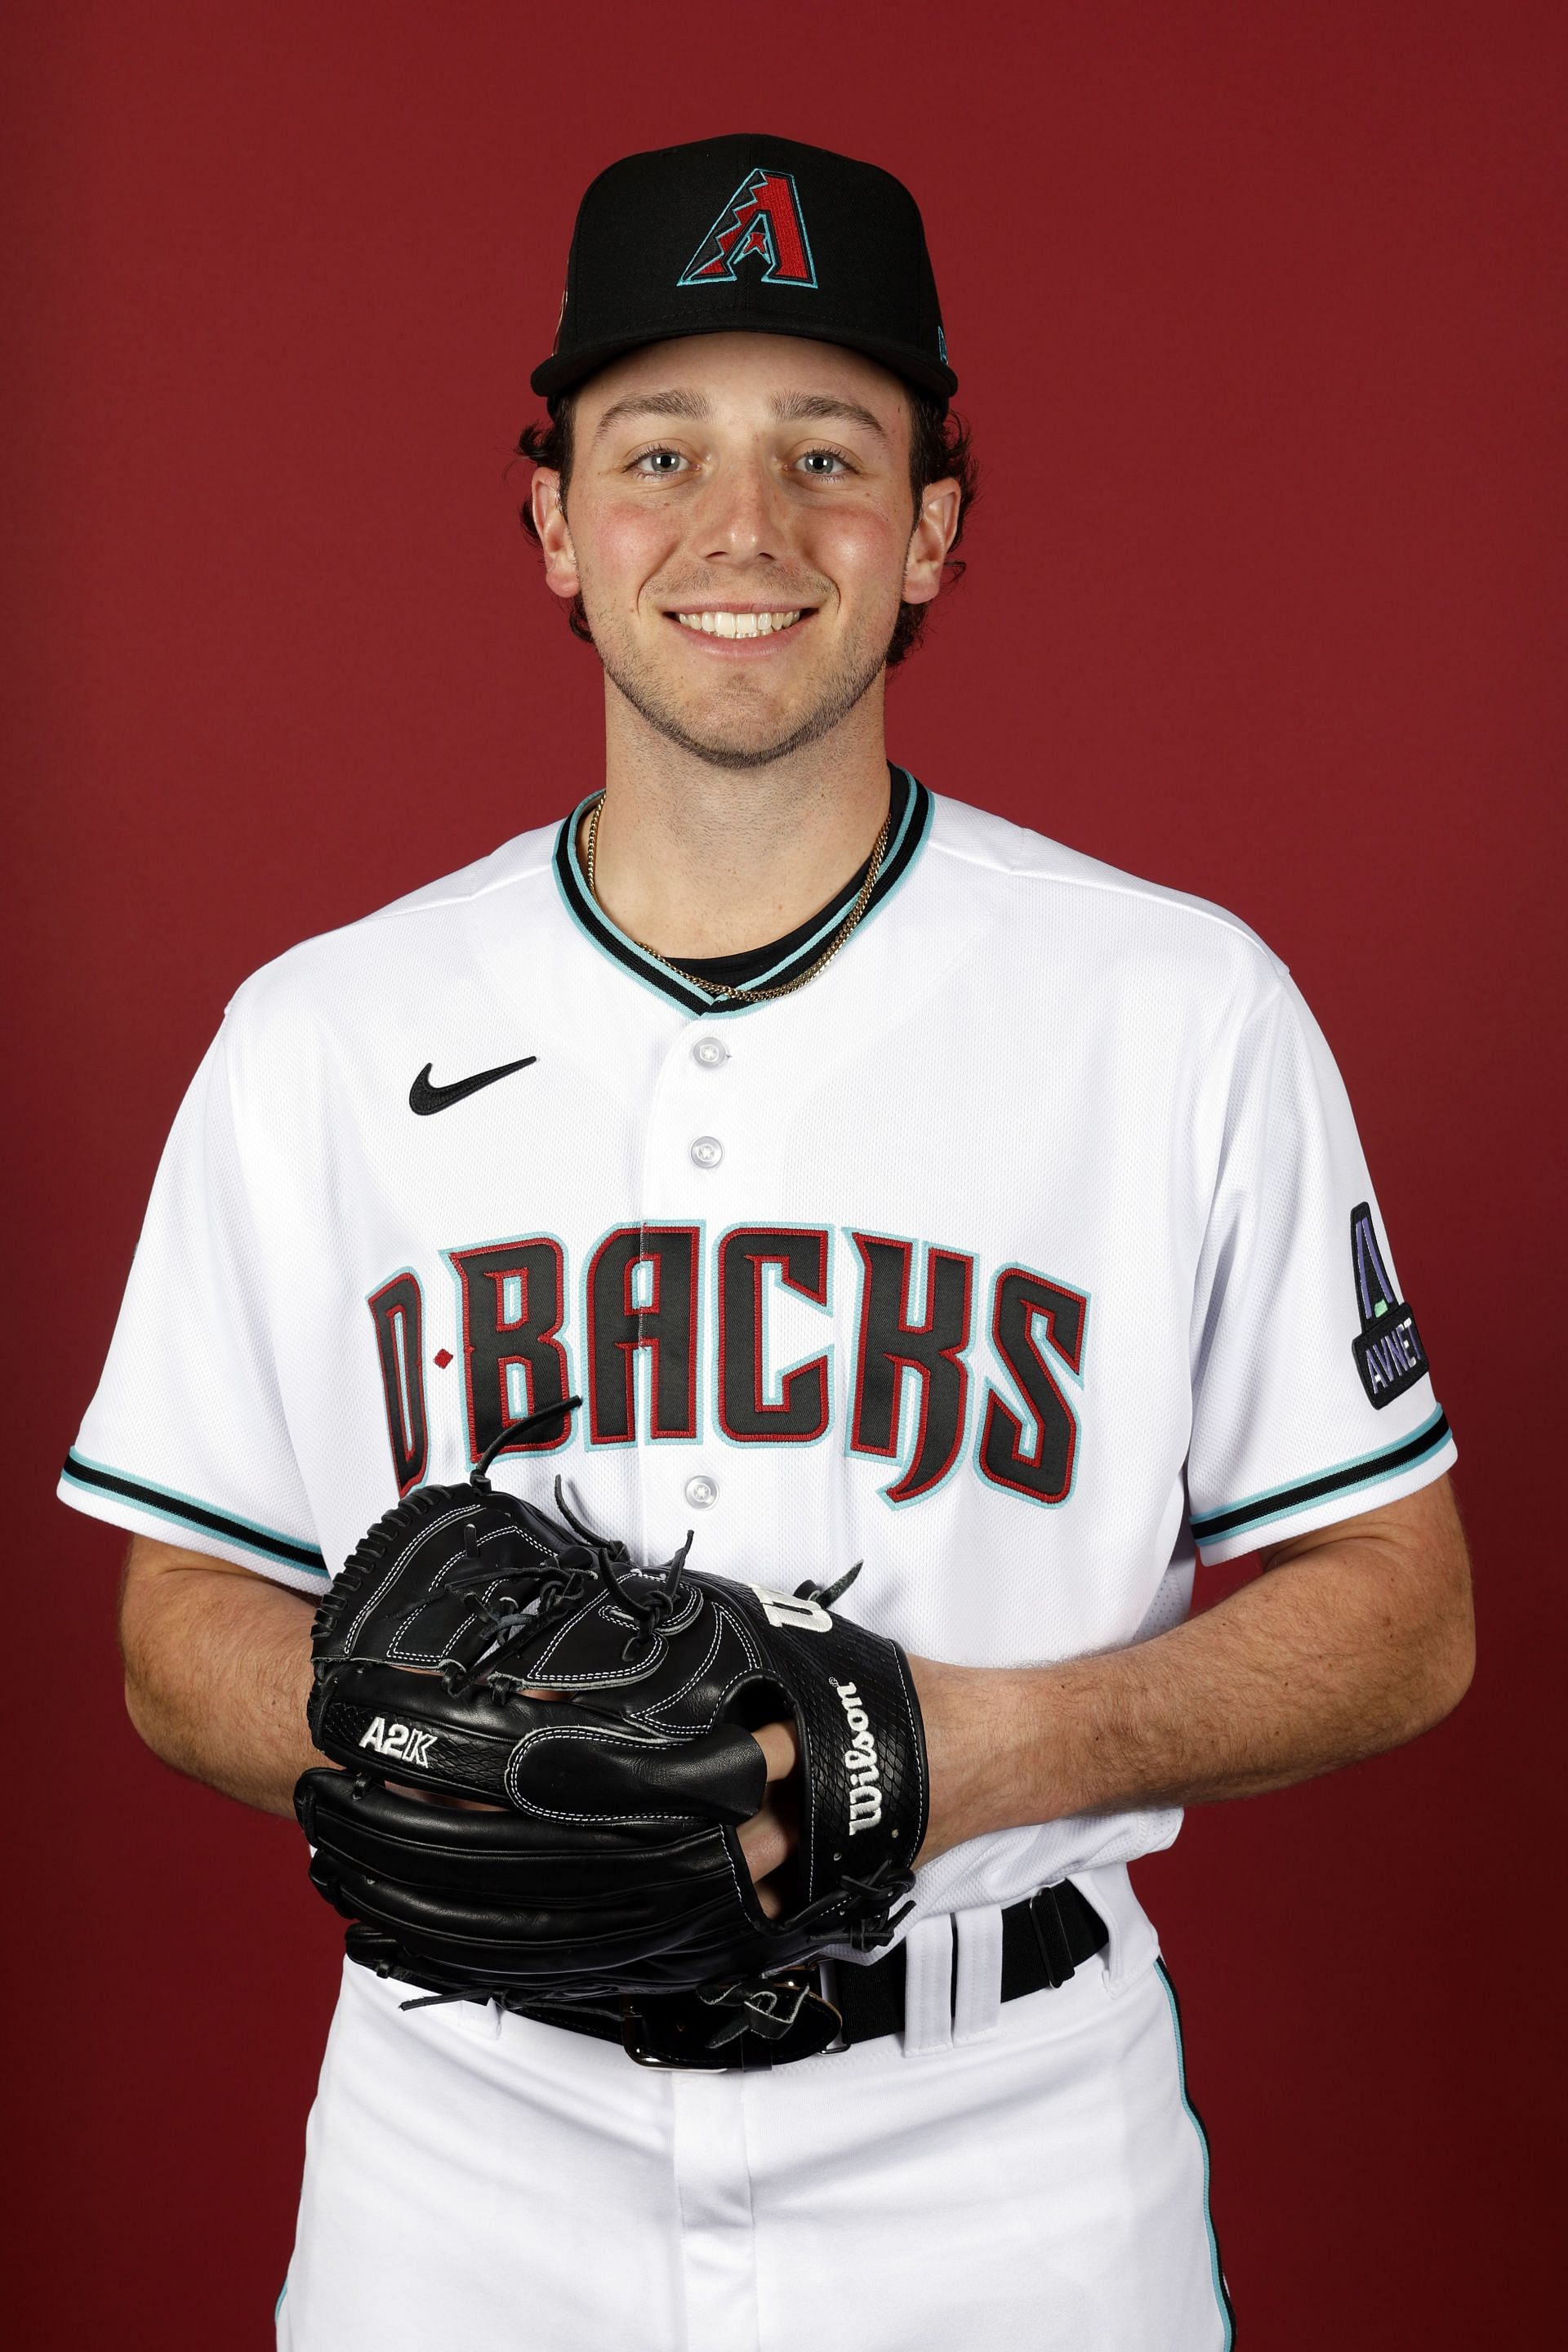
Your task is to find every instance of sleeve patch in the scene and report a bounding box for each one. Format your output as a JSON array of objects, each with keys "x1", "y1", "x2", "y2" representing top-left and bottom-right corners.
[{"x1": 1349, "y1": 1202, "x2": 1429, "y2": 1408}]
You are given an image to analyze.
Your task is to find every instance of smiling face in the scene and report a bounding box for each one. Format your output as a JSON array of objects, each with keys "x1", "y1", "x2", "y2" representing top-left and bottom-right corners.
[{"x1": 529, "y1": 333, "x2": 960, "y2": 769}]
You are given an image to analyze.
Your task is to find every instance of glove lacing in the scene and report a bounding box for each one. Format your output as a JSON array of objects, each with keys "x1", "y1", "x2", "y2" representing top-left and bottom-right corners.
[{"x1": 441, "y1": 1396, "x2": 693, "y2": 1685}]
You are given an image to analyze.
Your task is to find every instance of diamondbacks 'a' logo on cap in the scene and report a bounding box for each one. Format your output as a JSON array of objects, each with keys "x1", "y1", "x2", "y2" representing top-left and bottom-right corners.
[{"x1": 678, "y1": 167, "x2": 817, "y2": 290}]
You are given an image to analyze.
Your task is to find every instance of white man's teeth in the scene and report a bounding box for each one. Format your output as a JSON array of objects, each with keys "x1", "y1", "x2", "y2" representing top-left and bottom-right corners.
[{"x1": 675, "y1": 610, "x2": 803, "y2": 639}]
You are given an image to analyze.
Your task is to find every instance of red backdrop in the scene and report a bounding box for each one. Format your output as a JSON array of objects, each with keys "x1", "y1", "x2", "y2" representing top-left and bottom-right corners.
[{"x1": 6, "y1": 3, "x2": 1562, "y2": 2341}]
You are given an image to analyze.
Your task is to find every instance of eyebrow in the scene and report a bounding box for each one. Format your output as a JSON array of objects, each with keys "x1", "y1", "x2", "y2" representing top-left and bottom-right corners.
[
  {"x1": 591, "y1": 385, "x2": 890, "y2": 441},
  {"x1": 593, "y1": 388, "x2": 711, "y2": 434},
  {"x1": 768, "y1": 390, "x2": 888, "y2": 440}
]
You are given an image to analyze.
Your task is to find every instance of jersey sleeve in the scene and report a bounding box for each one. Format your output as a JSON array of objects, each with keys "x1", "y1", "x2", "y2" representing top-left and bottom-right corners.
[
  {"x1": 1185, "y1": 972, "x2": 1456, "y2": 1565},
  {"x1": 58, "y1": 1018, "x2": 328, "y2": 1592}
]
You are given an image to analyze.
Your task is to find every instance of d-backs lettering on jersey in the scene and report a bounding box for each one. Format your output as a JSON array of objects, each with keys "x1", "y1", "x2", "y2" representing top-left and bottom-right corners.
[{"x1": 368, "y1": 1226, "x2": 1086, "y2": 1508}]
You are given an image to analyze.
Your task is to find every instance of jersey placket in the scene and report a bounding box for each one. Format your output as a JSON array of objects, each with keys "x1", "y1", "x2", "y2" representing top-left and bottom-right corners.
[{"x1": 634, "y1": 1014, "x2": 775, "y2": 1563}]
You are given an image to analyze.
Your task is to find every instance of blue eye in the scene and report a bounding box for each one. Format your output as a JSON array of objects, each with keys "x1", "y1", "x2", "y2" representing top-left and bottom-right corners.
[
  {"x1": 633, "y1": 448, "x2": 686, "y2": 475},
  {"x1": 799, "y1": 448, "x2": 849, "y2": 474}
]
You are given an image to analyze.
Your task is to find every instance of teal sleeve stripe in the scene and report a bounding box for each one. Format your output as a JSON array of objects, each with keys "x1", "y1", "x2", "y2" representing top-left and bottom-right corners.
[
  {"x1": 1156, "y1": 1959, "x2": 1236, "y2": 2349},
  {"x1": 1191, "y1": 1407, "x2": 1450, "y2": 1544},
  {"x1": 60, "y1": 1450, "x2": 328, "y2": 1575}
]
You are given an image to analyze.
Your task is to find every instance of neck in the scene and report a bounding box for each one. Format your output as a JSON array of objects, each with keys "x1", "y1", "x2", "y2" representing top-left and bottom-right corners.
[{"x1": 586, "y1": 679, "x2": 894, "y2": 959}]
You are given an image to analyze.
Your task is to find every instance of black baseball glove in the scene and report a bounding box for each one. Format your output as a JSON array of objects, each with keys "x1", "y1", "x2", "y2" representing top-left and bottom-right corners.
[{"x1": 294, "y1": 1401, "x2": 929, "y2": 2063}]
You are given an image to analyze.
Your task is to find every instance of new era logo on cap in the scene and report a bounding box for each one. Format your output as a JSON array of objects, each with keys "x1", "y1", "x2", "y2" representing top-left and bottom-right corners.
[{"x1": 678, "y1": 167, "x2": 817, "y2": 291}]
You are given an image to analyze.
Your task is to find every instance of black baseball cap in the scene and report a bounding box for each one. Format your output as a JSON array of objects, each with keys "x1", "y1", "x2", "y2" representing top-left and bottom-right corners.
[{"x1": 530, "y1": 133, "x2": 957, "y2": 408}]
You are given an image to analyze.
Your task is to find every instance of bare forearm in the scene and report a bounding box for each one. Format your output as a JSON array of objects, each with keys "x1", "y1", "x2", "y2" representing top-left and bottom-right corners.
[
  {"x1": 914, "y1": 1479, "x2": 1473, "y2": 1861},
  {"x1": 119, "y1": 1541, "x2": 323, "y2": 1817}
]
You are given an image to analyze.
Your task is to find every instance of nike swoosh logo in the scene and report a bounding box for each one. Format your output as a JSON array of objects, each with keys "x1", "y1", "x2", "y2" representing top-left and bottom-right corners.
[{"x1": 409, "y1": 1056, "x2": 537, "y2": 1116}]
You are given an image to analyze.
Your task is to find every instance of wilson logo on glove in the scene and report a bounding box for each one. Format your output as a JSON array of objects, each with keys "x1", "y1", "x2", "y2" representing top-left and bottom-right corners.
[
  {"x1": 294, "y1": 1395, "x2": 928, "y2": 2067},
  {"x1": 358, "y1": 1717, "x2": 437, "y2": 1767},
  {"x1": 832, "y1": 1679, "x2": 885, "y2": 1833},
  {"x1": 755, "y1": 1585, "x2": 833, "y2": 1633}
]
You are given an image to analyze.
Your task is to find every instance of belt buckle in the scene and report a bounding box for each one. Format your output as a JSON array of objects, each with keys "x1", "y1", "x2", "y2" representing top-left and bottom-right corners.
[
  {"x1": 620, "y1": 1973, "x2": 843, "y2": 2070},
  {"x1": 619, "y1": 1993, "x2": 734, "y2": 2071}
]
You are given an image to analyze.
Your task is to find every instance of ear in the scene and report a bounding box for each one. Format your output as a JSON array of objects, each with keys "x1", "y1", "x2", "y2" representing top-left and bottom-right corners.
[
  {"x1": 530, "y1": 468, "x2": 581, "y2": 603},
  {"x1": 902, "y1": 476, "x2": 963, "y2": 608}
]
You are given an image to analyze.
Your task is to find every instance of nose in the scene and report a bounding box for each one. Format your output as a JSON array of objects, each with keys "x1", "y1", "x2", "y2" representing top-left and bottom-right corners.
[{"x1": 693, "y1": 450, "x2": 785, "y2": 566}]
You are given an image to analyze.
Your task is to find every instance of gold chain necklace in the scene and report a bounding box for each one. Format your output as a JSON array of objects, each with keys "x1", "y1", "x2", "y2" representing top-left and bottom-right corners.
[{"x1": 582, "y1": 795, "x2": 892, "y2": 1005}]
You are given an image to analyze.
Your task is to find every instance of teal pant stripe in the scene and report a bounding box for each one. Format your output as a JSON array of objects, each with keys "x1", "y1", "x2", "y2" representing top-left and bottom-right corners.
[{"x1": 1156, "y1": 1958, "x2": 1236, "y2": 2348}]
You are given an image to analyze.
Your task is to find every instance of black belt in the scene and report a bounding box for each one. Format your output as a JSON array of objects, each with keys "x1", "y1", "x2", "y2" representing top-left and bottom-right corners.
[{"x1": 517, "y1": 1882, "x2": 1108, "y2": 2071}]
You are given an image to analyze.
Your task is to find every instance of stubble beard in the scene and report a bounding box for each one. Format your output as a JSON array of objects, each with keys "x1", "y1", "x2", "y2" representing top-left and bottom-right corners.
[{"x1": 586, "y1": 605, "x2": 896, "y2": 772}]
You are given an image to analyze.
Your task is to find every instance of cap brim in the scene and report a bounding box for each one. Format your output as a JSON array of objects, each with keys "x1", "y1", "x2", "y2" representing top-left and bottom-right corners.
[{"x1": 529, "y1": 317, "x2": 957, "y2": 407}]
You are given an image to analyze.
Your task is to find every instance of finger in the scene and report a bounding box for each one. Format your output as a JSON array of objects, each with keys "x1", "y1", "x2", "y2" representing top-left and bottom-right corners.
[
  {"x1": 737, "y1": 1798, "x2": 791, "y2": 1882},
  {"x1": 751, "y1": 1718, "x2": 799, "y2": 1783},
  {"x1": 753, "y1": 1875, "x2": 785, "y2": 1922},
  {"x1": 737, "y1": 1800, "x2": 794, "y2": 1918}
]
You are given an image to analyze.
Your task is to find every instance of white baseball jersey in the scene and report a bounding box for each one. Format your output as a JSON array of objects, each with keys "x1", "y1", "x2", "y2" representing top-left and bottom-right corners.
[{"x1": 61, "y1": 768, "x2": 1454, "y2": 1929}]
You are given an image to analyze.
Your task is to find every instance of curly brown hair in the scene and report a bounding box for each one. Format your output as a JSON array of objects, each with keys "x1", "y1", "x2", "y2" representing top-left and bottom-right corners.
[{"x1": 515, "y1": 386, "x2": 977, "y2": 669}]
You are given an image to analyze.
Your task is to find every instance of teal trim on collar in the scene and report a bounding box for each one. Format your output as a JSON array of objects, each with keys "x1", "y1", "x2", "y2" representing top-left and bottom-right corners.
[{"x1": 553, "y1": 768, "x2": 931, "y2": 1016}]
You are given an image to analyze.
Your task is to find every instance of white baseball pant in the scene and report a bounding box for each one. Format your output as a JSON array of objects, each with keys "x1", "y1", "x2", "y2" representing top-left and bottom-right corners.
[{"x1": 276, "y1": 1869, "x2": 1233, "y2": 2350}]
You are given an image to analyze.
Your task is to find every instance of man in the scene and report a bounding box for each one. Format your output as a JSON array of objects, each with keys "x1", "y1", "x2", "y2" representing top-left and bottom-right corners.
[{"x1": 61, "y1": 135, "x2": 1472, "y2": 2349}]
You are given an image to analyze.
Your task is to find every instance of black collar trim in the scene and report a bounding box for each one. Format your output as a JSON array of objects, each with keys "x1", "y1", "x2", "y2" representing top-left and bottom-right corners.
[{"x1": 553, "y1": 767, "x2": 930, "y2": 1016}]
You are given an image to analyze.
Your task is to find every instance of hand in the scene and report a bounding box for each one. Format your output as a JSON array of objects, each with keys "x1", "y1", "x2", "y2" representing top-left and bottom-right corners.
[
  {"x1": 904, "y1": 1654, "x2": 1012, "y2": 1864},
  {"x1": 737, "y1": 1720, "x2": 800, "y2": 1918},
  {"x1": 394, "y1": 1668, "x2": 996, "y2": 1905},
  {"x1": 735, "y1": 1658, "x2": 1009, "y2": 1914},
  {"x1": 397, "y1": 1711, "x2": 810, "y2": 1919}
]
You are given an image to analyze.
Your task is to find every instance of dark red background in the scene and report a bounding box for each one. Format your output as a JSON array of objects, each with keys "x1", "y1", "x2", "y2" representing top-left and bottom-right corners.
[{"x1": 6, "y1": 3, "x2": 1562, "y2": 2341}]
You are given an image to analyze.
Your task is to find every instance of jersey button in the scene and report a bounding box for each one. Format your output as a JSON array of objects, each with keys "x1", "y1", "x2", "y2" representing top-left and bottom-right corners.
[
  {"x1": 692, "y1": 1036, "x2": 728, "y2": 1068},
  {"x1": 690, "y1": 1136, "x2": 724, "y2": 1169},
  {"x1": 684, "y1": 1475, "x2": 719, "y2": 1509}
]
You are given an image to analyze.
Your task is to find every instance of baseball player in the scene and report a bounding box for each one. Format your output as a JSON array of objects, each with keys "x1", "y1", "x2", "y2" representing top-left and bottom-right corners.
[{"x1": 61, "y1": 135, "x2": 1472, "y2": 2350}]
